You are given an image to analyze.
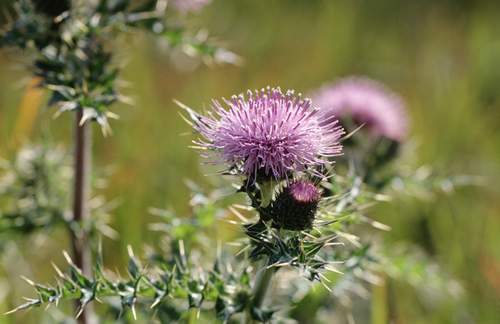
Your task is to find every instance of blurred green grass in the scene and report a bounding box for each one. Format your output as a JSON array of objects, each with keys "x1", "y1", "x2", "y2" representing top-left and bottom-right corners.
[{"x1": 1, "y1": 0, "x2": 500, "y2": 323}]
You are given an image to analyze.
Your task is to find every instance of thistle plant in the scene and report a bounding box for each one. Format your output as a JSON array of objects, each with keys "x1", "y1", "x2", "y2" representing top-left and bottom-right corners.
[
  {"x1": 179, "y1": 86, "x2": 393, "y2": 321},
  {"x1": 3, "y1": 76, "x2": 471, "y2": 322},
  {"x1": 1, "y1": 2, "x2": 474, "y2": 323}
]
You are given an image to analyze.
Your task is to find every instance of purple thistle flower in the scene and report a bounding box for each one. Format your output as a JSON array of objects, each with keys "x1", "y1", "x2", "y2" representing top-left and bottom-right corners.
[
  {"x1": 186, "y1": 86, "x2": 344, "y2": 180},
  {"x1": 312, "y1": 77, "x2": 408, "y2": 141},
  {"x1": 170, "y1": 0, "x2": 211, "y2": 13}
]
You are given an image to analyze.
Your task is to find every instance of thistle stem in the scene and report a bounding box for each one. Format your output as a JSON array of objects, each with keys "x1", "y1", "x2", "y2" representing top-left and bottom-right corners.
[
  {"x1": 71, "y1": 109, "x2": 93, "y2": 324},
  {"x1": 252, "y1": 266, "x2": 274, "y2": 308},
  {"x1": 245, "y1": 265, "x2": 275, "y2": 324},
  {"x1": 244, "y1": 182, "x2": 277, "y2": 323}
]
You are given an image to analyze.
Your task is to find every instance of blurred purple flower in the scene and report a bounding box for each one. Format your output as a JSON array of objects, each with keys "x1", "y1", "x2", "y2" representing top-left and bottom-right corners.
[
  {"x1": 312, "y1": 77, "x2": 408, "y2": 141},
  {"x1": 170, "y1": 0, "x2": 211, "y2": 13},
  {"x1": 186, "y1": 87, "x2": 344, "y2": 180}
]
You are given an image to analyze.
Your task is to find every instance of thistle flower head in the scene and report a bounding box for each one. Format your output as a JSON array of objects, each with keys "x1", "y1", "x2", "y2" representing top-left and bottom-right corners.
[
  {"x1": 312, "y1": 77, "x2": 408, "y2": 141},
  {"x1": 188, "y1": 87, "x2": 344, "y2": 181},
  {"x1": 170, "y1": 0, "x2": 211, "y2": 13},
  {"x1": 264, "y1": 180, "x2": 321, "y2": 231}
]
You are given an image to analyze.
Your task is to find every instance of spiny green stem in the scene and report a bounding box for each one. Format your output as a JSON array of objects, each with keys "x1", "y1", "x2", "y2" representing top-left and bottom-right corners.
[
  {"x1": 252, "y1": 267, "x2": 274, "y2": 309},
  {"x1": 71, "y1": 110, "x2": 93, "y2": 324},
  {"x1": 246, "y1": 265, "x2": 275, "y2": 324}
]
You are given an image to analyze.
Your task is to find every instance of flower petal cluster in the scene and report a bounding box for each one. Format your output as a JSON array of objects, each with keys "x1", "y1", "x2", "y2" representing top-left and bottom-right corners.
[
  {"x1": 312, "y1": 77, "x2": 408, "y2": 141},
  {"x1": 190, "y1": 87, "x2": 344, "y2": 180}
]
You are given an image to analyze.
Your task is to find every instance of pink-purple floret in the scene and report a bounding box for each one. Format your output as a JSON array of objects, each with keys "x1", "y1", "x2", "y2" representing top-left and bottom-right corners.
[
  {"x1": 192, "y1": 87, "x2": 345, "y2": 180},
  {"x1": 312, "y1": 77, "x2": 408, "y2": 141},
  {"x1": 289, "y1": 181, "x2": 321, "y2": 203}
]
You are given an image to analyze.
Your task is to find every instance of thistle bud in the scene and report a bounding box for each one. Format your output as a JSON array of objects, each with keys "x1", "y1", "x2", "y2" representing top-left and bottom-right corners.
[{"x1": 263, "y1": 180, "x2": 321, "y2": 231}]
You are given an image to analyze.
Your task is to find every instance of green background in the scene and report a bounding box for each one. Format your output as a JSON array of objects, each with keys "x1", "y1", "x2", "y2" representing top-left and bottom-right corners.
[{"x1": 0, "y1": 0, "x2": 499, "y2": 323}]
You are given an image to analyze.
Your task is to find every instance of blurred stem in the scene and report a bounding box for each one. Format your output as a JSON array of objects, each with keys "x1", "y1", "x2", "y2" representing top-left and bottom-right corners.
[
  {"x1": 252, "y1": 266, "x2": 274, "y2": 308},
  {"x1": 371, "y1": 274, "x2": 388, "y2": 324},
  {"x1": 71, "y1": 109, "x2": 93, "y2": 324},
  {"x1": 245, "y1": 265, "x2": 275, "y2": 324}
]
